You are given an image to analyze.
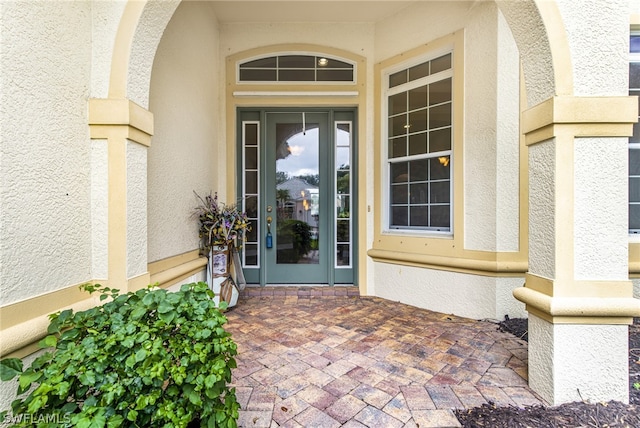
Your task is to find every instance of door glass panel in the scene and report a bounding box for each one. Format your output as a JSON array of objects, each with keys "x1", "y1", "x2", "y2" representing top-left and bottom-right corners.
[
  {"x1": 335, "y1": 122, "x2": 352, "y2": 268},
  {"x1": 275, "y1": 123, "x2": 320, "y2": 264},
  {"x1": 242, "y1": 122, "x2": 260, "y2": 267}
]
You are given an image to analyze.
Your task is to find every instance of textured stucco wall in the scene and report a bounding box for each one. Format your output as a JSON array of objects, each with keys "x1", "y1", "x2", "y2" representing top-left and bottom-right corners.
[
  {"x1": 557, "y1": 0, "x2": 629, "y2": 96},
  {"x1": 464, "y1": 2, "x2": 521, "y2": 252},
  {"x1": 574, "y1": 137, "x2": 629, "y2": 279},
  {"x1": 373, "y1": 1, "x2": 472, "y2": 63},
  {"x1": 1, "y1": 1, "x2": 93, "y2": 305},
  {"x1": 91, "y1": 140, "x2": 109, "y2": 280},
  {"x1": 90, "y1": 0, "x2": 127, "y2": 98},
  {"x1": 374, "y1": 262, "x2": 526, "y2": 320},
  {"x1": 495, "y1": 1, "x2": 555, "y2": 106},
  {"x1": 529, "y1": 314, "x2": 629, "y2": 405},
  {"x1": 147, "y1": 1, "x2": 221, "y2": 263},
  {"x1": 371, "y1": 2, "x2": 523, "y2": 312},
  {"x1": 220, "y1": 21, "x2": 375, "y2": 60},
  {"x1": 127, "y1": 141, "x2": 148, "y2": 277},
  {"x1": 128, "y1": 0, "x2": 181, "y2": 108},
  {"x1": 528, "y1": 140, "x2": 556, "y2": 279},
  {"x1": 494, "y1": 10, "x2": 521, "y2": 252}
]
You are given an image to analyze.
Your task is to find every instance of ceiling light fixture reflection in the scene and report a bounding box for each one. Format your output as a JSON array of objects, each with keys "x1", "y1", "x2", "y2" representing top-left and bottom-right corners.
[
  {"x1": 438, "y1": 156, "x2": 450, "y2": 167},
  {"x1": 318, "y1": 58, "x2": 329, "y2": 67}
]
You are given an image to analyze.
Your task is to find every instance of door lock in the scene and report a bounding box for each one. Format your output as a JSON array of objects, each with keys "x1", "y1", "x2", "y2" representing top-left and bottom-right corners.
[{"x1": 266, "y1": 216, "x2": 273, "y2": 248}]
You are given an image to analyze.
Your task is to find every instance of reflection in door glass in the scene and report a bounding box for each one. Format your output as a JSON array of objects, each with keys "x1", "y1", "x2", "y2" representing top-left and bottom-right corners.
[{"x1": 275, "y1": 123, "x2": 320, "y2": 264}]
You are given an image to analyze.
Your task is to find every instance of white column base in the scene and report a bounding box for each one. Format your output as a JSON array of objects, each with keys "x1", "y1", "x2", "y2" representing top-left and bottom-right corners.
[{"x1": 528, "y1": 314, "x2": 629, "y2": 405}]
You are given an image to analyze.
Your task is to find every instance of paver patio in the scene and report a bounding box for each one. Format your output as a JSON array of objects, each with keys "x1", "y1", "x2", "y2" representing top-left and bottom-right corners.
[{"x1": 224, "y1": 286, "x2": 544, "y2": 428}]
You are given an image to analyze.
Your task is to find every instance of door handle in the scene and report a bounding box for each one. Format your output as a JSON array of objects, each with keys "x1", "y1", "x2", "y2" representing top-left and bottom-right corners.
[{"x1": 266, "y1": 216, "x2": 273, "y2": 248}]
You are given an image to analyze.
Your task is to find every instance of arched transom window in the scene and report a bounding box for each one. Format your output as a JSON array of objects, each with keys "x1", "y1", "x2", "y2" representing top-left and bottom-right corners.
[{"x1": 238, "y1": 54, "x2": 355, "y2": 83}]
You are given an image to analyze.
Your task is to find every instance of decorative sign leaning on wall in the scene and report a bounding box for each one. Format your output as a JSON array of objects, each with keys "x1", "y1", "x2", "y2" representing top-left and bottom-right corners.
[{"x1": 194, "y1": 192, "x2": 250, "y2": 308}]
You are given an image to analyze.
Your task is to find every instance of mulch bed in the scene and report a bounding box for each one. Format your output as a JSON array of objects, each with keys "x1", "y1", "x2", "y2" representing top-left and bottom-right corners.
[{"x1": 454, "y1": 317, "x2": 640, "y2": 428}]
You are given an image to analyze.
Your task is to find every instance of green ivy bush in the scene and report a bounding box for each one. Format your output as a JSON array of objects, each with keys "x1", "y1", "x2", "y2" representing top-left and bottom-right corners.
[{"x1": 0, "y1": 282, "x2": 239, "y2": 427}]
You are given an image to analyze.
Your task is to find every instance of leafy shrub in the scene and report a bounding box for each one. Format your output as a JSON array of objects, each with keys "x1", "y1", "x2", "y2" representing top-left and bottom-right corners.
[{"x1": 0, "y1": 282, "x2": 239, "y2": 427}]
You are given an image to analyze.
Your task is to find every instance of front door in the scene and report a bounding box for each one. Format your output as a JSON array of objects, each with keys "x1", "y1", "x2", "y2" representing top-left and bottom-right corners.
[{"x1": 238, "y1": 109, "x2": 356, "y2": 285}]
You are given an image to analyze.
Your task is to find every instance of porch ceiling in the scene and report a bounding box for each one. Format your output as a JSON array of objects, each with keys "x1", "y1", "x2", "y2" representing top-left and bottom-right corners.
[{"x1": 208, "y1": 0, "x2": 415, "y2": 23}]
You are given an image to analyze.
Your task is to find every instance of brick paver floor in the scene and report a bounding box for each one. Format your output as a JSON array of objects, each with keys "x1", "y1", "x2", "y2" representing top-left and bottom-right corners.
[{"x1": 224, "y1": 286, "x2": 544, "y2": 428}]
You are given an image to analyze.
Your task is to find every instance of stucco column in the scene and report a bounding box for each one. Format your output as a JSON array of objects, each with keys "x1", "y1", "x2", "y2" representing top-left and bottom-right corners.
[
  {"x1": 514, "y1": 96, "x2": 640, "y2": 405},
  {"x1": 89, "y1": 98, "x2": 152, "y2": 292}
]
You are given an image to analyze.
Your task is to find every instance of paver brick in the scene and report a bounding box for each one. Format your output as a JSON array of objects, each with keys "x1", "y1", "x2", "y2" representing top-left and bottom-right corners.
[
  {"x1": 354, "y1": 405, "x2": 404, "y2": 428},
  {"x1": 411, "y1": 410, "x2": 462, "y2": 428},
  {"x1": 400, "y1": 385, "x2": 436, "y2": 410},
  {"x1": 425, "y1": 385, "x2": 464, "y2": 409},
  {"x1": 225, "y1": 288, "x2": 545, "y2": 427},
  {"x1": 296, "y1": 384, "x2": 338, "y2": 410},
  {"x1": 271, "y1": 396, "x2": 310, "y2": 425},
  {"x1": 352, "y1": 383, "x2": 393, "y2": 409},
  {"x1": 382, "y1": 393, "x2": 413, "y2": 423},
  {"x1": 294, "y1": 405, "x2": 341, "y2": 428},
  {"x1": 325, "y1": 394, "x2": 367, "y2": 423}
]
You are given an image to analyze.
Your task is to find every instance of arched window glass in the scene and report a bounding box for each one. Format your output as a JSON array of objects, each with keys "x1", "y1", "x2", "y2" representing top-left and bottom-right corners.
[{"x1": 239, "y1": 54, "x2": 355, "y2": 83}]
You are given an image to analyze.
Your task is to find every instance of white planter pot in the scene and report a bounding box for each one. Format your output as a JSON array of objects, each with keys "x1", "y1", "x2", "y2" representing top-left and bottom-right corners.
[{"x1": 207, "y1": 244, "x2": 239, "y2": 308}]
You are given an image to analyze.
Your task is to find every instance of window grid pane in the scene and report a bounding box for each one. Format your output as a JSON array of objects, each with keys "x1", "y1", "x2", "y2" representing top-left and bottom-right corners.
[
  {"x1": 389, "y1": 155, "x2": 451, "y2": 230},
  {"x1": 386, "y1": 52, "x2": 453, "y2": 232},
  {"x1": 631, "y1": 147, "x2": 640, "y2": 232},
  {"x1": 239, "y1": 55, "x2": 354, "y2": 82},
  {"x1": 335, "y1": 121, "x2": 352, "y2": 268},
  {"x1": 630, "y1": 33, "x2": 640, "y2": 232},
  {"x1": 243, "y1": 122, "x2": 260, "y2": 266}
]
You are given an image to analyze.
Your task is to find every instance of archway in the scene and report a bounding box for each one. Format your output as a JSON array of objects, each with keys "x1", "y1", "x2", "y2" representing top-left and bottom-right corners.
[{"x1": 106, "y1": 0, "x2": 639, "y2": 406}]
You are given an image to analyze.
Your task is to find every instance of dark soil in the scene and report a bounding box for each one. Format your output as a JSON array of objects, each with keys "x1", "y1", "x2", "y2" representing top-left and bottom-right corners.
[{"x1": 454, "y1": 317, "x2": 640, "y2": 428}]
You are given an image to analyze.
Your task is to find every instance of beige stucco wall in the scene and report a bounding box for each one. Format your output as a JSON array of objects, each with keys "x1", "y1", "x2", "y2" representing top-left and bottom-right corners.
[
  {"x1": 0, "y1": 1, "x2": 94, "y2": 306},
  {"x1": 147, "y1": 1, "x2": 221, "y2": 263},
  {"x1": 90, "y1": 0, "x2": 127, "y2": 98},
  {"x1": 370, "y1": 1, "x2": 525, "y2": 320},
  {"x1": 464, "y1": 2, "x2": 521, "y2": 253}
]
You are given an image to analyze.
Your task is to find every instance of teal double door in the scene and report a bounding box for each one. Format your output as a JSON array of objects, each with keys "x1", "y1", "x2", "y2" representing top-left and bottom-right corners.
[{"x1": 238, "y1": 108, "x2": 356, "y2": 285}]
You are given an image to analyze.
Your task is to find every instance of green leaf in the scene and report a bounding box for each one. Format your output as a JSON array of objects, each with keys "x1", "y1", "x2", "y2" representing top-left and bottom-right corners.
[
  {"x1": 135, "y1": 349, "x2": 147, "y2": 363},
  {"x1": 157, "y1": 300, "x2": 174, "y2": 314},
  {"x1": 130, "y1": 306, "x2": 147, "y2": 320},
  {"x1": 107, "y1": 415, "x2": 124, "y2": 428},
  {"x1": 188, "y1": 389, "x2": 202, "y2": 406},
  {"x1": 158, "y1": 310, "x2": 176, "y2": 324},
  {"x1": 18, "y1": 369, "x2": 41, "y2": 391},
  {"x1": 89, "y1": 411, "x2": 107, "y2": 428},
  {"x1": 0, "y1": 358, "x2": 23, "y2": 381},
  {"x1": 39, "y1": 334, "x2": 58, "y2": 348},
  {"x1": 79, "y1": 371, "x2": 97, "y2": 386},
  {"x1": 126, "y1": 409, "x2": 138, "y2": 422},
  {"x1": 75, "y1": 416, "x2": 92, "y2": 428}
]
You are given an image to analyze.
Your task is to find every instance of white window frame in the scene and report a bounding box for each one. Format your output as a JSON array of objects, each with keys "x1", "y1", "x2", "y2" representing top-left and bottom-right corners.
[
  {"x1": 382, "y1": 50, "x2": 454, "y2": 237},
  {"x1": 334, "y1": 120, "x2": 353, "y2": 268},
  {"x1": 242, "y1": 120, "x2": 261, "y2": 268},
  {"x1": 630, "y1": 30, "x2": 640, "y2": 235},
  {"x1": 237, "y1": 52, "x2": 357, "y2": 85}
]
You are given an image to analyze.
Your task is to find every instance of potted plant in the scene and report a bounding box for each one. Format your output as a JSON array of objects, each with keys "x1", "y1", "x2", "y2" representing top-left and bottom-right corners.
[
  {"x1": 193, "y1": 192, "x2": 250, "y2": 308},
  {"x1": 0, "y1": 282, "x2": 239, "y2": 427}
]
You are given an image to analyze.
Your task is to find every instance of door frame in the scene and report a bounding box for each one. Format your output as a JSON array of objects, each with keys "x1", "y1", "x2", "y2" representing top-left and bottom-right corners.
[{"x1": 236, "y1": 107, "x2": 358, "y2": 286}]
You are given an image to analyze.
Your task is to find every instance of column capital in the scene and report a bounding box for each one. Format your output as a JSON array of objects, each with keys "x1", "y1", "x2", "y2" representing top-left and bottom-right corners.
[
  {"x1": 523, "y1": 96, "x2": 638, "y2": 146},
  {"x1": 89, "y1": 98, "x2": 154, "y2": 146},
  {"x1": 514, "y1": 274, "x2": 640, "y2": 324}
]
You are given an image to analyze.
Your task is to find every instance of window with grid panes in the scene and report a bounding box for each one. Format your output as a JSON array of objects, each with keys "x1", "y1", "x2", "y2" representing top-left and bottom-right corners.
[
  {"x1": 239, "y1": 55, "x2": 354, "y2": 83},
  {"x1": 386, "y1": 53, "x2": 453, "y2": 232},
  {"x1": 630, "y1": 32, "x2": 640, "y2": 234}
]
